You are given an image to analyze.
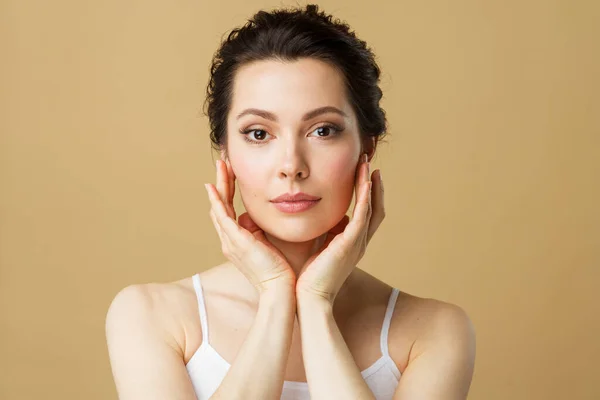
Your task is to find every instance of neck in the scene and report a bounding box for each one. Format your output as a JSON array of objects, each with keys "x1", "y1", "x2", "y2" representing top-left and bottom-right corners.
[
  {"x1": 260, "y1": 231, "x2": 362, "y2": 311},
  {"x1": 263, "y1": 231, "x2": 328, "y2": 277},
  {"x1": 222, "y1": 231, "x2": 362, "y2": 309}
]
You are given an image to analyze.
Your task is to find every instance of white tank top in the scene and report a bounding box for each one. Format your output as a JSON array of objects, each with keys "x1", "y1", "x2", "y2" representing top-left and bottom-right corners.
[{"x1": 185, "y1": 273, "x2": 402, "y2": 399}]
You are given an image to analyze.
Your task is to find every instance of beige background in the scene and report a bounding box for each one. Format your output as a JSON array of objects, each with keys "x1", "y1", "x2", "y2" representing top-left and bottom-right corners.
[{"x1": 1, "y1": 0, "x2": 598, "y2": 399}]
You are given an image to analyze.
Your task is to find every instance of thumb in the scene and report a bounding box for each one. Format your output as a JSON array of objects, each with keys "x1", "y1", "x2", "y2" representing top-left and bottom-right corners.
[
  {"x1": 238, "y1": 212, "x2": 262, "y2": 235},
  {"x1": 330, "y1": 215, "x2": 350, "y2": 235},
  {"x1": 314, "y1": 215, "x2": 350, "y2": 254}
]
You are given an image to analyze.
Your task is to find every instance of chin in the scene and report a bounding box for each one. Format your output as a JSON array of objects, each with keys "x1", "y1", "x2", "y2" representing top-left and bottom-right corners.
[
  {"x1": 250, "y1": 208, "x2": 342, "y2": 243},
  {"x1": 263, "y1": 219, "x2": 326, "y2": 243},
  {"x1": 266, "y1": 229, "x2": 323, "y2": 243}
]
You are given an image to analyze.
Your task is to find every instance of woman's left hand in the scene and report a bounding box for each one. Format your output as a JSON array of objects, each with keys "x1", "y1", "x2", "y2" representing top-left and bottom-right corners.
[{"x1": 295, "y1": 153, "x2": 385, "y2": 305}]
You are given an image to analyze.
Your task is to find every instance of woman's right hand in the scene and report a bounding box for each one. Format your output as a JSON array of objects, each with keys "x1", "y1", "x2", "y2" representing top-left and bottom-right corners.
[{"x1": 204, "y1": 159, "x2": 296, "y2": 295}]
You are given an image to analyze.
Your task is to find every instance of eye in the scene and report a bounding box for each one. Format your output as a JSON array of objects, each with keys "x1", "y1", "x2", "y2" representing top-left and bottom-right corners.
[
  {"x1": 309, "y1": 124, "x2": 343, "y2": 139},
  {"x1": 240, "y1": 128, "x2": 271, "y2": 145},
  {"x1": 239, "y1": 123, "x2": 343, "y2": 145}
]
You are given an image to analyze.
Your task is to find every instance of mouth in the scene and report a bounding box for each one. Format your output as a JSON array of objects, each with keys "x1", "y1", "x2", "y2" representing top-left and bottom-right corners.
[
  {"x1": 270, "y1": 192, "x2": 321, "y2": 202},
  {"x1": 270, "y1": 199, "x2": 320, "y2": 214}
]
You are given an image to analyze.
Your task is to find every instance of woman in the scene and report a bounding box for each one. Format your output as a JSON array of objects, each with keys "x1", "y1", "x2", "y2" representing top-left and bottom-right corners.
[{"x1": 106, "y1": 4, "x2": 476, "y2": 399}]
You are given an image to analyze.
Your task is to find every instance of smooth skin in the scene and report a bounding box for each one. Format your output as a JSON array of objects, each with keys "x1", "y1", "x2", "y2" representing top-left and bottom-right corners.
[
  {"x1": 105, "y1": 58, "x2": 476, "y2": 399},
  {"x1": 204, "y1": 153, "x2": 379, "y2": 399},
  {"x1": 206, "y1": 153, "x2": 378, "y2": 303},
  {"x1": 204, "y1": 151, "x2": 475, "y2": 400}
]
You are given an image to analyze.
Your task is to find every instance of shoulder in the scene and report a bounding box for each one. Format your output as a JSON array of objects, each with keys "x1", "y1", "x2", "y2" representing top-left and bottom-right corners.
[
  {"x1": 390, "y1": 293, "x2": 475, "y2": 359},
  {"x1": 410, "y1": 297, "x2": 475, "y2": 354},
  {"x1": 389, "y1": 294, "x2": 476, "y2": 398},
  {"x1": 105, "y1": 278, "x2": 197, "y2": 354},
  {"x1": 104, "y1": 280, "x2": 205, "y2": 398},
  {"x1": 403, "y1": 293, "x2": 473, "y2": 327},
  {"x1": 105, "y1": 284, "x2": 154, "y2": 331},
  {"x1": 106, "y1": 279, "x2": 194, "y2": 321}
]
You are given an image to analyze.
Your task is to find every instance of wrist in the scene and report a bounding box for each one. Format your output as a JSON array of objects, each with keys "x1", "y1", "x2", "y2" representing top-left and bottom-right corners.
[
  {"x1": 258, "y1": 277, "x2": 296, "y2": 303},
  {"x1": 255, "y1": 272, "x2": 295, "y2": 293},
  {"x1": 296, "y1": 290, "x2": 334, "y2": 312}
]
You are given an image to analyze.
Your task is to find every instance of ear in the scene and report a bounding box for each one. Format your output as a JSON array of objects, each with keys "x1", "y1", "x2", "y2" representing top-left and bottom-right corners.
[
  {"x1": 363, "y1": 136, "x2": 377, "y2": 162},
  {"x1": 219, "y1": 147, "x2": 228, "y2": 162}
]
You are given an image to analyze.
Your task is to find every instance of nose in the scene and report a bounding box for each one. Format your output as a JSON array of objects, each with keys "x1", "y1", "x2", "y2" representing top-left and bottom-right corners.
[{"x1": 277, "y1": 141, "x2": 309, "y2": 180}]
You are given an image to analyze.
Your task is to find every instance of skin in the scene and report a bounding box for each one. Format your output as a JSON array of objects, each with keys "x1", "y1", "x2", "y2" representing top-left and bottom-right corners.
[
  {"x1": 223, "y1": 57, "x2": 375, "y2": 277},
  {"x1": 201, "y1": 58, "x2": 476, "y2": 397},
  {"x1": 105, "y1": 57, "x2": 476, "y2": 400}
]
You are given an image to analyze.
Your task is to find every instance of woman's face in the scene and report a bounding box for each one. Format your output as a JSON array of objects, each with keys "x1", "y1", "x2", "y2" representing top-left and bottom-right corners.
[{"x1": 225, "y1": 58, "x2": 366, "y2": 243}]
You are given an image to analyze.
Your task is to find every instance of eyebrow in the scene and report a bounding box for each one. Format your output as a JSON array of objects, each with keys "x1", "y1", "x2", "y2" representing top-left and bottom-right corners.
[{"x1": 236, "y1": 106, "x2": 348, "y2": 122}]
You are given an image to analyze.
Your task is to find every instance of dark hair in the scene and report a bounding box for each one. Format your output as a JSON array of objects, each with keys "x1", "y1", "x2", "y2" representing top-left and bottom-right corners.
[{"x1": 203, "y1": 4, "x2": 388, "y2": 156}]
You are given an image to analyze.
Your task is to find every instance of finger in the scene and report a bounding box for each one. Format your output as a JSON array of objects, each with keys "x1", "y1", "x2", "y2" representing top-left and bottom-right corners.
[
  {"x1": 215, "y1": 160, "x2": 227, "y2": 204},
  {"x1": 352, "y1": 154, "x2": 371, "y2": 218},
  {"x1": 308, "y1": 215, "x2": 350, "y2": 259},
  {"x1": 226, "y1": 159, "x2": 236, "y2": 205},
  {"x1": 317, "y1": 231, "x2": 337, "y2": 253},
  {"x1": 217, "y1": 159, "x2": 237, "y2": 220},
  {"x1": 219, "y1": 159, "x2": 229, "y2": 203},
  {"x1": 238, "y1": 212, "x2": 262, "y2": 235},
  {"x1": 354, "y1": 153, "x2": 368, "y2": 203},
  {"x1": 206, "y1": 182, "x2": 237, "y2": 253},
  {"x1": 205, "y1": 184, "x2": 229, "y2": 244},
  {"x1": 367, "y1": 169, "x2": 384, "y2": 244},
  {"x1": 330, "y1": 214, "x2": 350, "y2": 235},
  {"x1": 205, "y1": 183, "x2": 245, "y2": 244},
  {"x1": 225, "y1": 159, "x2": 237, "y2": 220},
  {"x1": 352, "y1": 155, "x2": 370, "y2": 220},
  {"x1": 347, "y1": 180, "x2": 372, "y2": 239},
  {"x1": 208, "y1": 208, "x2": 226, "y2": 244}
]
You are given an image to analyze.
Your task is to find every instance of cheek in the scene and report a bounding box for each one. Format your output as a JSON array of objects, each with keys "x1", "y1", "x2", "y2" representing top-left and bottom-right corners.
[
  {"x1": 320, "y1": 151, "x2": 358, "y2": 204},
  {"x1": 229, "y1": 155, "x2": 269, "y2": 205},
  {"x1": 323, "y1": 156, "x2": 356, "y2": 183},
  {"x1": 229, "y1": 145, "x2": 359, "y2": 209}
]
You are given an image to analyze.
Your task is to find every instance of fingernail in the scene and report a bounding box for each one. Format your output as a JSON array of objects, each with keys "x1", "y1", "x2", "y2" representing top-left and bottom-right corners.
[{"x1": 379, "y1": 170, "x2": 383, "y2": 182}]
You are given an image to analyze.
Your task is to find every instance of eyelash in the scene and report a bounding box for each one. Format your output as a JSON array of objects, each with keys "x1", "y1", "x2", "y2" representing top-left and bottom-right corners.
[{"x1": 239, "y1": 124, "x2": 344, "y2": 145}]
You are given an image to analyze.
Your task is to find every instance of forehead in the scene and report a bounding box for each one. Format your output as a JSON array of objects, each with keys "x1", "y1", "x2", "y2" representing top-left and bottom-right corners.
[{"x1": 230, "y1": 58, "x2": 352, "y2": 119}]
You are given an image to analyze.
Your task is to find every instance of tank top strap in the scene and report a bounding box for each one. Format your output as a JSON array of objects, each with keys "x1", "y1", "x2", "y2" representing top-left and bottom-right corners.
[
  {"x1": 191, "y1": 273, "x2": 210, "y2": 345},
  {"x1": 380, "y1": 287, "x2": 400, "y2": 357}
]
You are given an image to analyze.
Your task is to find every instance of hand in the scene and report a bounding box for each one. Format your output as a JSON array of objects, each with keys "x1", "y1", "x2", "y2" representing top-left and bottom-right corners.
[
  {"x1": 295, "y1": 153, "x2": 385, "y2": 304},
  {"x1": 204, "y1": 159, "x2": 296, "y2": 294}
]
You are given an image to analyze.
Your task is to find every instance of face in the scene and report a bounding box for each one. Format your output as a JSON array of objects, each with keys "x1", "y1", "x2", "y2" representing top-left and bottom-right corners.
[{"x1": 225, "y1": 58, "x2": 366, "y2": 243}]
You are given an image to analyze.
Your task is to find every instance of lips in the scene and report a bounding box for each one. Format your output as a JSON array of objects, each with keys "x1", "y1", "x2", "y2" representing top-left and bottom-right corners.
[
  {"x1": 269, "y1": 192, "x2": 321, "y2": 214},
  {"x1": 271, "y1": 199, "x2": 320, "y2": 213},
  {"x1": 270, "y1": 192, "x2": 321, "y2": 203}
]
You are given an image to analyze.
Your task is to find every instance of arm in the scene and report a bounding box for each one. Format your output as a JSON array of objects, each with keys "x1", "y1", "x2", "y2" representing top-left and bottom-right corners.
[
  {"x1": 210, "y1": 281, "x2": 296, "y2": 400},
  {"x1": 392, "y1": 303, "x2": 477, "y2": 400},
  {"x1": 292, "y1": 158, "x2": 380, "y2": 399},
  {"x1": 203, "y1": 160, "x2": 299, "y2": 398},
  {"x1": 105, "y1": 284, "x2": 198, "y2": 400},
  {"x1": 106, "y1": 281, "x2": 297, "y2": 400},
  {"x1": 296, "y1": 294, "x2": 376, "y2": 400}
]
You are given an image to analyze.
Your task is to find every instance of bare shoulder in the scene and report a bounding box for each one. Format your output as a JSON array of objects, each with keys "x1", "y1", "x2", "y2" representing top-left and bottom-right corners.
[
  {"x1": 395, "y1": 291, "x2": 474, "y2": 333},
  {"x1": 104, "y1": 280, "x2": 203, "y2": 398},
  {"x1": 350, "y1": 269, "x2": 472, "y2": 338},
  {"x1": 105, "y1": 277, "x2": 198, "y2": 355},
  {"x1": 362, "y1": 273, "x2": 474, "y2": 375},
  {"x1": 389, "y1": 289, "x2": 476, "y2": 372},
  {"x1": 382, "y1": 290, "x2": 477, "y2": 398}
]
